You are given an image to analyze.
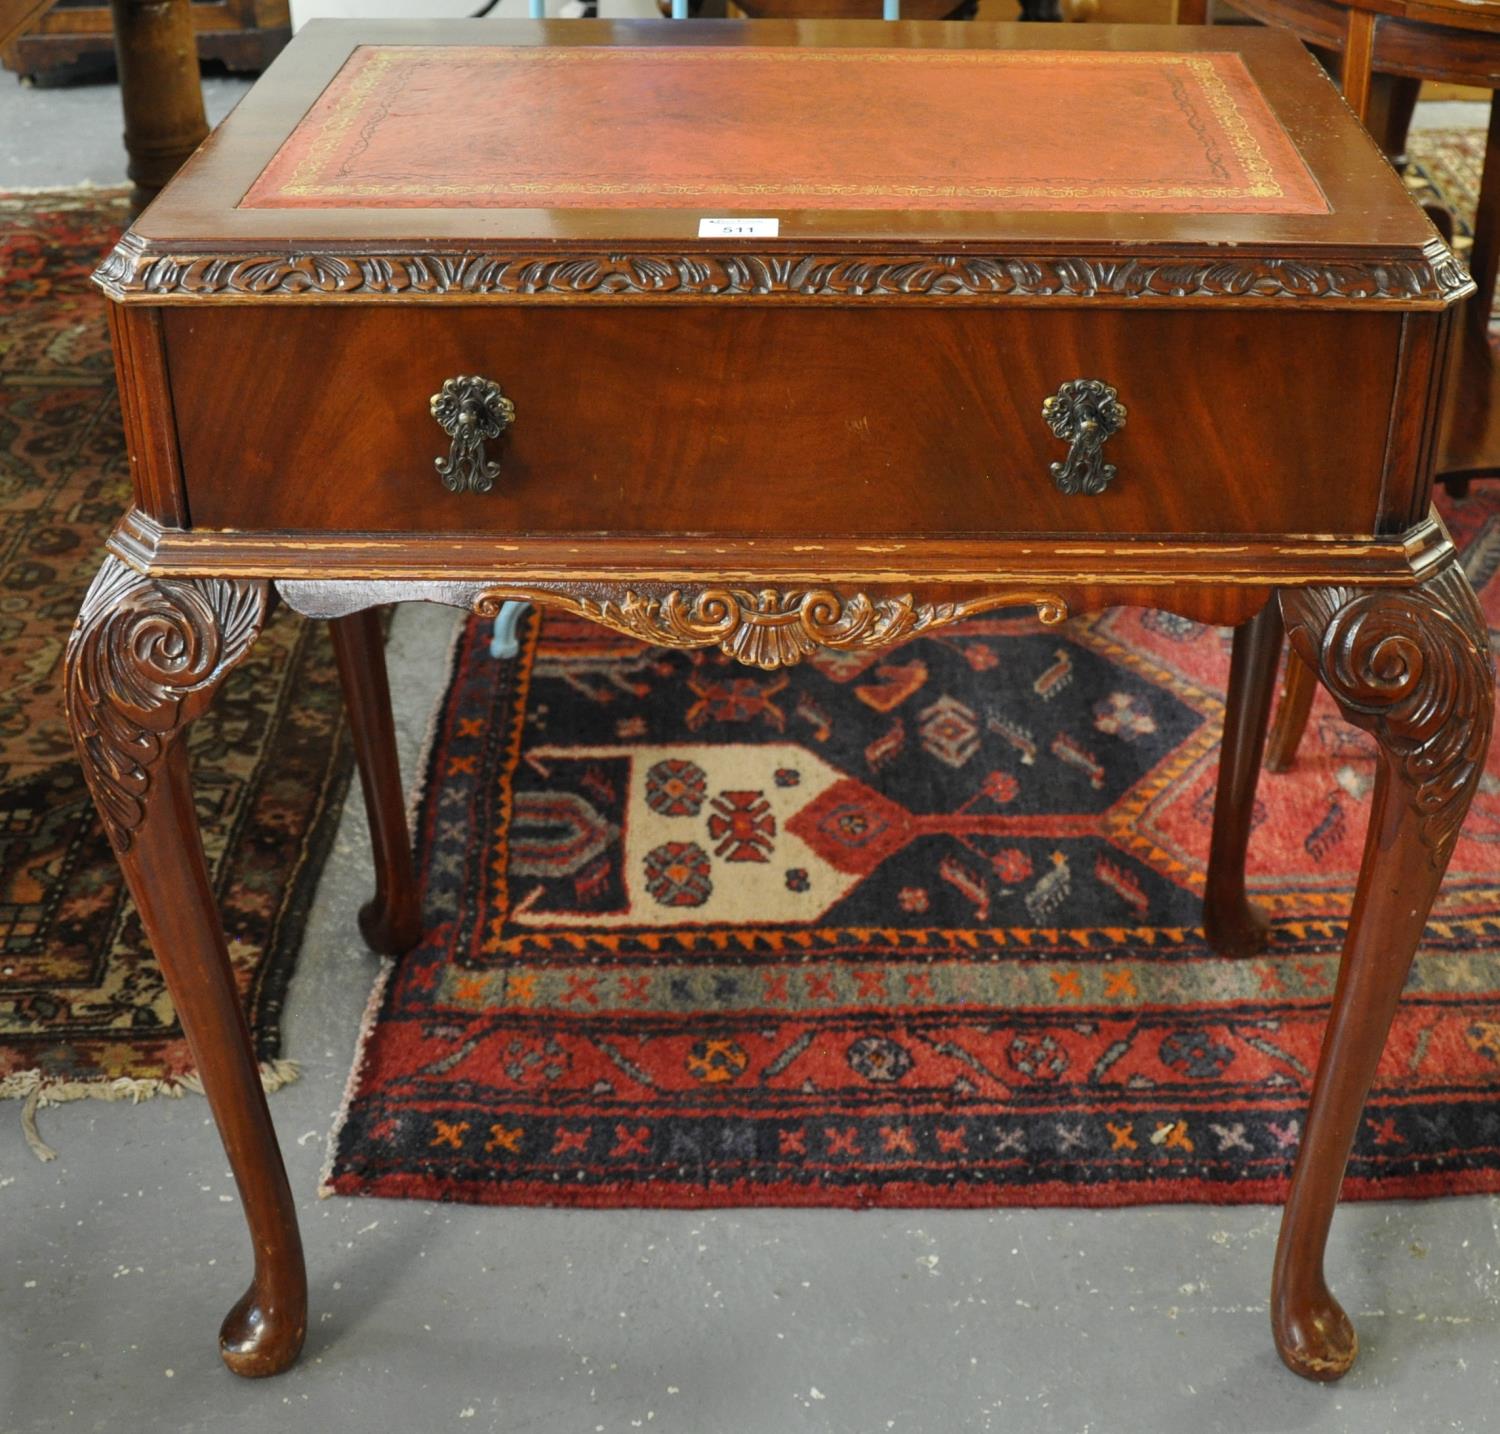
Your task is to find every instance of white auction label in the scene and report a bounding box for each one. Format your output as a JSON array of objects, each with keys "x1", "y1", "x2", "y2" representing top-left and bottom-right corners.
[{"x1": 697, "y1": 217, "x2": 780, "y2": 238}]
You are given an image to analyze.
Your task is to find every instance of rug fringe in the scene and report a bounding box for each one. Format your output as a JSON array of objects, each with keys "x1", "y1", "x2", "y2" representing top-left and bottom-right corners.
[
  {"x1": 318, "y1": 960, "x2": 393, "y2": 1198},
  {"x1": 19, "y1": 1085, "x2": 56, "y2": 1162},
  {"x1": 0, "y1": 182, "x2": 130, "y2": 200},
  {"x1": 1, "y1": 1060, "x2": 299, "y2": 1163}
]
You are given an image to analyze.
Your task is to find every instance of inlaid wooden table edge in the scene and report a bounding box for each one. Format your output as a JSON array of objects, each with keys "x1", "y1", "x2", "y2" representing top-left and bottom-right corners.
[{"x1": 70, "y1": 18, "x2": 1495, "y2": 1387}]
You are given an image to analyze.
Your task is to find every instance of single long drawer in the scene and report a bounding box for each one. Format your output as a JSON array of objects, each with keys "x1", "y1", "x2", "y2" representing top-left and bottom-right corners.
[{"x1": 163, "y1": 305, "x2": 1401, "y2": 537}]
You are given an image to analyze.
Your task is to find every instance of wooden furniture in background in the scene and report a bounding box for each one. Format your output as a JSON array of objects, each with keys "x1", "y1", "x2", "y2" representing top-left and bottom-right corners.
[
  {"x1": 675, "y1": 1, "x2": 1016, "y2": 21},
  {"x1": 1180, "y1": 0, "x2": 1500, "y2": 768},
  {"x1": 2, "y1": 0, "x2": 287, "y2": 209},
  {"x1": 1061, "y1": 0, "x2": 1175, "y2": 23},
  {"x1": 1177, "y1": 0, "x2": 1500, "y2": 476},
  {"x1": 77, "y1": 20, "x2": 1489, "y2": 1385},
  {"x1": 0, "y1": 0, "x2": 54, "y2": 49},
  {"x1": 0, "y1": 0, "x2": 207, "y2": 209},
  {"x1": 1, "y1": 0, "x2": 288, "y2": 81},
  {"x1": 722, "y1": 0, "x2": 982, "y2": 16},
  {"x1": 715, "y1": 0, "x2": 1074, "y2": 19},
  {"x1": 105, "y1": 0, "x2": 209, "y2": 209}
]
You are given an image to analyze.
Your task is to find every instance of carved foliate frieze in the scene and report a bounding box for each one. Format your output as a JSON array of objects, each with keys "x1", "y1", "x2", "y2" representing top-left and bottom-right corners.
[
  {"x1": 94, "y1": 234, "x2": 1472, "y2": 306},
  {"x1": 64, "y1": 558, "x2": 269, "y2": 852},
  {"x1": 1280, "y1": 562, "x2": 1494, "y2": 868},
  {"x1": 274, "y1": 578, "x2": 1069, "y2": 671},
  {"x1": 487, "y1": 586, "x2": 1069, "y2": 669}
]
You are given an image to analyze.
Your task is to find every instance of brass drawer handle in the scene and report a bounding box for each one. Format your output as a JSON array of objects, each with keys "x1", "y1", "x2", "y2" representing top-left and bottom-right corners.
[
  {"x1": 1042, "y1": 379, "x2": 1126, "y2": 496},
  {"x1": 430, "y1": 375, "x2": 515, "y2": 494}
]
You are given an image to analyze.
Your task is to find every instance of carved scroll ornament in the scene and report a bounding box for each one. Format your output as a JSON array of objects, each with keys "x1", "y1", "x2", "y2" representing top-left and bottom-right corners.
[
  {"x1": 274, "y1": 579, "x2": 1069, "y2": 670},
  {"x1": 555, "y1": 588, "x2": 1064, "y2": 669},
  {"x1": 1280, "y1": 562, "x2": 1494, "y2": 868},
  {"x1": 64, "y1": 558, "x2": 269, "y2": 853}
]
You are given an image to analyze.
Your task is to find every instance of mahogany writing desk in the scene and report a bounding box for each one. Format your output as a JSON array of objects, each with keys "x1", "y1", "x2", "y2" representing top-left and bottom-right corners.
[{"x1": 76, "y1": 18, "x2": 1493, "y2": 1383}]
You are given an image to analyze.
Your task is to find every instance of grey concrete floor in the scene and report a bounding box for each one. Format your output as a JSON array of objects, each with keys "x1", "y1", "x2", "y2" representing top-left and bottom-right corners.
[
  {"x1": 4, "y1": 71, "x2": 1500, "y2": 1434},
  {"x1": 0, "y1": 72, "x2": 251, "y2": 190},
  {"x1": 6, "y1": 606, "x2": 1500, "y2": 1434}
]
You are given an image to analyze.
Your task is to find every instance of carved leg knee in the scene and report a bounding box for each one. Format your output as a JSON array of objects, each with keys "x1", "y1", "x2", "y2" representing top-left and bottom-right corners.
[
  {"x1": 1270, "y1": 561, "x2": 1493, "y2": 1381},
  {"x1": 66, "y1": 558, "x2": 307, "y2": 1376}
]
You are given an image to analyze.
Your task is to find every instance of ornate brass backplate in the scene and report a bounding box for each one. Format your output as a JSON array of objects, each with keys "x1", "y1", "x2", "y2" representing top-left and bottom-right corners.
[
  {"x1": 1043, "y1": 378, "x2": 1127, "y2": 496},
  {"x1": 430, "y1": 375, "x2": 515, "y2": 494}
]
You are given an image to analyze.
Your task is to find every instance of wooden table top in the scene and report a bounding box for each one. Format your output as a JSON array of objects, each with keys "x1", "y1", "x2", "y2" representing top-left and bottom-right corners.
[{"x1": 100, "y1": 19, "x2": 1464, "y2": 308}]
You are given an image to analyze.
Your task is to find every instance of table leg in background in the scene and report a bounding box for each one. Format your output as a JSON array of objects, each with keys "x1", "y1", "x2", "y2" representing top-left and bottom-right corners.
[
  {"x1": 108, "y1": 0, "x2": 208, "y2": 209},
  {"x1": 329, "y1": 606, "x2": 423, "y2": 957},
  {"x1": 1204, "y1": 598, "x2": 1282, "y2": 956}
]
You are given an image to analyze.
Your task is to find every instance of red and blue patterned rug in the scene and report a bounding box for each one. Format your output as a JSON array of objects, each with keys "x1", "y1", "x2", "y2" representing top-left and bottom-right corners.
[
  {"x1": 0, "y1": 193, "x2": 359, "y2": 1145},
  {"x1": 326, "y1": 487, "x2": 1500, "y2": 1208}
]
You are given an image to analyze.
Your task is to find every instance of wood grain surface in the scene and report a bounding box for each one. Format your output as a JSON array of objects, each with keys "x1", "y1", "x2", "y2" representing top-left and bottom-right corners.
[
  {"x1": 113, "y1": 20, "x2": 1446, "y2": 263},
  {"x1": 163, "y1": 304, "x2": 1402, "y2": 537}
]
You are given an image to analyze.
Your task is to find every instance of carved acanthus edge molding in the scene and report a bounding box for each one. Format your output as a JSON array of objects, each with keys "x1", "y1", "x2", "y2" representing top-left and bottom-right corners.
[
  {"x1": 93, "y1": 234, "x2": 1472, "y2": 306},
  {"x1": 1280, "y1": 562, "x2": 1494, "y2": 868},
  {"x1": 64, "y1": 558, "x2": 269, "y2": 853}
]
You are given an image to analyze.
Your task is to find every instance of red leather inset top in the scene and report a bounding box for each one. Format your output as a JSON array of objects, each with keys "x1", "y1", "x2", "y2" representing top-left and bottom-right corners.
[{"x1": 240, "y1": 43, "x2": 1328, "y2": 214}]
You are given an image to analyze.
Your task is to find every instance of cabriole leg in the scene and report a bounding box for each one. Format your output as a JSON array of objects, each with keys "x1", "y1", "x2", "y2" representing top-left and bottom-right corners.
[
  {"x1": 64, "y1": 557, "x2": 306, "y2": 1377},
  {"x1": 1203, "y1": 599, "x2": 1282, "y2": 956},
  {"x1": 1264, "y1": 651, "x2": 1319, "y2": 773},
  {"x1": 329, "y1": 608, "x2": 422, "y2": 955},
  {"x1": 1271, "y1": 558, "x2": 1494, "y2": 1380}
]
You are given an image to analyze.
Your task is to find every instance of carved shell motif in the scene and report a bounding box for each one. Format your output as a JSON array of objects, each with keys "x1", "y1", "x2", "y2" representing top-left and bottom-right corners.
[
  {"x1": 278, "y1": 578, "x2": 1072, "y2": 669},
  {"x1": 567, "y1": 587, "x2": 1067, "y2": 669}
]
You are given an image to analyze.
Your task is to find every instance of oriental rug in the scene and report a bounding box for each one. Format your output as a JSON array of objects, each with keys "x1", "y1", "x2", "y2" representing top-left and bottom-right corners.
[
  {"x1": 325, "y1": 482, "x2": 1500, "y2": 1209},
  {"x1": 1405, "y1": 125, "x2": 1497, "y2": 328},
  {"x1": 0, "y1": 191, "x2": 360, "y2": 1147}
]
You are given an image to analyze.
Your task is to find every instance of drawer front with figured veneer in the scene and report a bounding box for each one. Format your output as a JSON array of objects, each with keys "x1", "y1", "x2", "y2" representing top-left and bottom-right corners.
[{"x1": 163, "y1": 305, "x2": 1402, "y2": 538}]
